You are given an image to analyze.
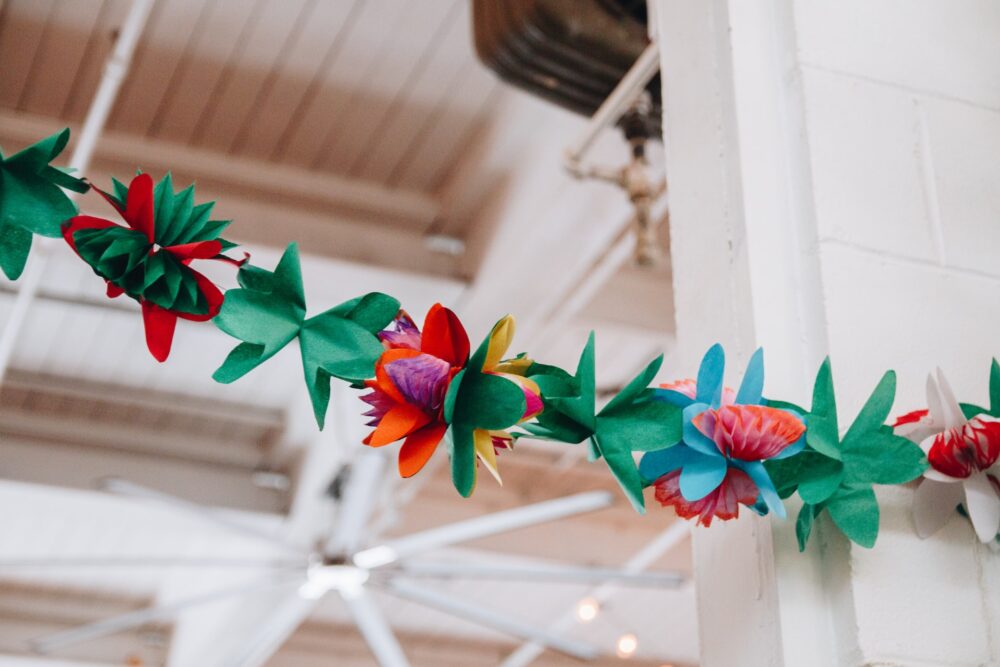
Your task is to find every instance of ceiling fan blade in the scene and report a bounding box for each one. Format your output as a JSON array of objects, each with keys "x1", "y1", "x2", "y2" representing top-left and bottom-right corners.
[
  {"x1": 393, "y1": 561, "x2": 685, "y2": 587},
  {"x1": 384, "y1": 580, "x2": 599, "y2": 661},
  {"x1": 340, "y1": 587, "x2": 410, "y2": 667},
  {"x1": 221, "y1": 593, "x2": 320, "y2": 667},
  {"x1": 353, "y1": 491, "x2": 613, "y2": 568},
  {"x1": 325, "y1": 449, "x2": 389, "y2": 556},
  {"x1": 0, "y1": 557, "x2": 306, "y2": 570},
  {"x1": 100, "y1": 478, "x2": 303, "y2": 554},
  {"x1": 32, "y1": 575, "x2": 302, "y2": 654}
]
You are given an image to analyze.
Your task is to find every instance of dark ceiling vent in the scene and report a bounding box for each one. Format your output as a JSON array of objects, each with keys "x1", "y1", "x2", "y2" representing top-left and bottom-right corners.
[{"x1": 472, "y1": 0, "x2": 661, "y2": 134}]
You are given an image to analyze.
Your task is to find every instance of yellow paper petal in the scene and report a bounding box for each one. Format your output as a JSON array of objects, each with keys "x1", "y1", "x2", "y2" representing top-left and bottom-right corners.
[
  {"x1": 484, "y1": 315, "x2": 516, "y2": 371},
  {"x1": 495, "y1": 355, "x2": 533, "y2": 376},
  {"x1": 474, "y1": 428, "x2": 503, "y2": 486}
]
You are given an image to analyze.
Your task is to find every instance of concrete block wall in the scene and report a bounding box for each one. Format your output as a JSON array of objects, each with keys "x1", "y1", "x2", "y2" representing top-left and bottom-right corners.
[{"x1": 792, "y1": 1, "x2": 1000, "y2": 664}]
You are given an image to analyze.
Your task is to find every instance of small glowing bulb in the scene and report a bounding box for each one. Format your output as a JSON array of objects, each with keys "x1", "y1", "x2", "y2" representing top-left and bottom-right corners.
[
  {"x1": 575, "y1": 597, "x2": 599, "y2": 622},
  {"x1": 616, "y1": 633, "x2": 638, "y2": 659}
]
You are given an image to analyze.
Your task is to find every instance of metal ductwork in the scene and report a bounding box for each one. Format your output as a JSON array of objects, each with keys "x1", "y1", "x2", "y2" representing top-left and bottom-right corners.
[{"x1": 472, "y1": 0, "x2": 661, "y2": 137}]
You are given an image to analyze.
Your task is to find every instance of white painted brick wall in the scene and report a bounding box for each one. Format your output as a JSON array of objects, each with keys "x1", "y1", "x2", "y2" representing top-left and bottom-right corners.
[{"x1": 791, "y1": 0, "x2": 1000, "y2": 664}]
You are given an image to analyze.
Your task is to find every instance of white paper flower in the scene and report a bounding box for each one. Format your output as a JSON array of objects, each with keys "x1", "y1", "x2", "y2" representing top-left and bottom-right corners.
[{"x1": 895, "y1": 370, "x2": 1000, "y2": 542}]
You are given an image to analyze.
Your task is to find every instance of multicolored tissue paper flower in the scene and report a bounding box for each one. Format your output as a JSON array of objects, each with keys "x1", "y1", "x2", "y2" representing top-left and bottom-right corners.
[
  {"x1": 361, "y1": 305, "x2": 470, "y2": 478},
  {"x1": 522, "y1": 333, "x2": 683, "y2": 512},
  {"x1": 63, "y1": 173, "x2": 243, "y2": 362},
  {"x1": 0, "y1": 128, "x2": 89, "y2": 280},
  {"x1": 212, "y1": 243, "x2": 399, "y2": 429},
  {"x1": 897, "y1": 367, "x2": 1000, "y2": 543},
  {"x1": 765, "y1": 359, "x2": 927, "y2": 549},
  {"x1": 639, "y1": 345, "x2": 805, "y2": 526},
  {"x1": 443, "y1": 315, "x2": 543, "y2": 496}
]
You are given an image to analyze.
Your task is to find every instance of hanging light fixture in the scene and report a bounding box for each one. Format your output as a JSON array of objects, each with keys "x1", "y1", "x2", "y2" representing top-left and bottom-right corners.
[
  {"x1": 575, "y1": 597, "x2": 600, "y2": 623},
  {"x1": 616, "y1": 632, "x2": 638, "y2": 659}
]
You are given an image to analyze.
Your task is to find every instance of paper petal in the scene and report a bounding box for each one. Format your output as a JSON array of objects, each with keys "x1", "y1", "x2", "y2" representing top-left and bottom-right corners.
[
  {"x1": 963, "y1": 473, "x2": 1000, "y2": 543},
  {"x1": 735, "y1": 347, "x2": 764, "y2": 405},
  {"x1": 399, "y1": 423, "x2": 447, "y2": 478},
  {"x1": 678, "y1": 453, "x2": 728, "y2": 501},
  {"x1": 141, "y1": 301, "x2": 178, "y2": 362},
  {"x1": 696, "y1": 344, "x2": 726, "y2": 406},
  {"x1": 473, "y1": 429, "x2": 503, "y2": 485},
  {"x1": 741, "y1": 460, "x2": 785, "y2": 519}
]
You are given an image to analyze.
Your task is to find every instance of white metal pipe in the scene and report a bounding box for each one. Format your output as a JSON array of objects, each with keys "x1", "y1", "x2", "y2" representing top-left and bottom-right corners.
[
  {"x1": 354, "y1": 491, "x2": 614, "y2": 568},
  {"x1": 564, "y1": 40, "x2": 661, "y2": 170},
  {"x1": 386, "y1": 580, "x2": 600, "y2": 661},
  {"x1": 0, "y1": 0, "x2": 155, "y2": 385},
  {"x1": 499, "y1": 520, "x2": 691, "y2": 667}
]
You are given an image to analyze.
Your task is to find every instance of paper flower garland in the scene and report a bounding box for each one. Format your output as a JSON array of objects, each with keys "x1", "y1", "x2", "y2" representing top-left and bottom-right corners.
[
  {"x1": 63, "y1": 173, "x2": 244, "y2": 361},
  {"x1": 0, "y1": 129, "x2": 88, "y2": 280},
  {"x1": 212, "y1": 243, "x2": 399, "y2": 428},
  {"x1": 896, "y1": 366, "x2": 1000, "y2": 542},
  {"x1": 522, "y1": 333, "x2": 682, "y2": 511},
  {"x1": 638, "y1": 346, "x2": 805, "y2": 525},
  {"x1": 5, "y1": 127, "x2": 999, "y2": 552},
  {"x1": 361, "y1": 305, "x2": 470, "y2": 478},
  {"x1": 765, "y1": 360, "x2": 927, "y2": 549}
]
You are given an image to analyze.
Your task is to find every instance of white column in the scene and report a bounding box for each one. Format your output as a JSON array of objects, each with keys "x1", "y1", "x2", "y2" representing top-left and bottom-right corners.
[
  {"x1": 659, "y1": 0, "x2": 1000, "y2": 665},
  {"x1": 655, "y1": 1, "x2": 815, "y2": 665}
]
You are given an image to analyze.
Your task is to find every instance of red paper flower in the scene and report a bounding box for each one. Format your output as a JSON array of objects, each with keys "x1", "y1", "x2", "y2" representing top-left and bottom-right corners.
[
  {"x1": 362, "y1": 304, "x2": 470, "y2": 477},
  {"x1": 63, "y1": 173, "x2": 243, "y2": 361}
]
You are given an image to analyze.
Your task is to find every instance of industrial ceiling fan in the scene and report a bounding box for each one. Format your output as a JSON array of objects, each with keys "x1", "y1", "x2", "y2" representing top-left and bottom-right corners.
[{"x1": 6, "y1": 448, "x2": 684, "y2": 666}]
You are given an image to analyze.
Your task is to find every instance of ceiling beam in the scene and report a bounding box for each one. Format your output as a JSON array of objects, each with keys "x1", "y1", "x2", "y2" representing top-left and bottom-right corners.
[{"x1": 0, "y1": 112, "x2": 462, "y2": 279}]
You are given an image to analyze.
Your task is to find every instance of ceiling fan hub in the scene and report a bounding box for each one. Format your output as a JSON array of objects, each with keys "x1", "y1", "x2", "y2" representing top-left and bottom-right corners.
[{"x1": 298, "y1": 563, "x2": 370, "y2": 600}]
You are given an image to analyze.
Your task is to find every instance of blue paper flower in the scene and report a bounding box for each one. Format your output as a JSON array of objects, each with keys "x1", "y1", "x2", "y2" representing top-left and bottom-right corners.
[{"x1": 639, "y1": 345, "x2": 805, "y2": 525}]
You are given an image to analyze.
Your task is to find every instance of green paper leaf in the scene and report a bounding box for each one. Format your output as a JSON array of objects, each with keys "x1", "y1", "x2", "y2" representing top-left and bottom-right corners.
[
  {"x1": 0, "y1": 128, "x2": 88, "y2": 279},
  {"x1": 796, "y1": 503, "x2": 816, "y2": 552},
  {"x1": 765, "y1": 397, "x2": 807, "y2": 415},
  {"x1": 961, "y1": 402, "x2": 988, "y2": 419},
  {"x1": 598, "y1": 398, "x2": 682, "y2": 452},
  {"x1": 522, "y1": 333, "x2": 597, "y2": 444},
  {"x1": 806, "y1": 414, "x2": 842, "y2": 461},
  {"x1": 827, "y1": 486, "x2": 879, "y2": 548},
  {"x1": 603, "y1": 354, "x2": 663, "y2": 414},
  {"x1": 590, "y1": 352, "x2": 682, "y2": 512},
  {"x1": 842, "y1": 371, "x2": 896, "y2": 443},
  {"x1": 798, "y1": 456, "x2": 844, "y2": 504},
  {"x1": 591, "y1": 435, "x2": 646, "y2": 513},
  {"x1": 990, "y1": 358, "x2": 1000, "y2": 417},
  {"x1": 213, "y1": 243, "x2": 398, "y2": 428},
  {"x1": 0, "y1": 223, "x2": 32, "y2": 280},
  {"x1": 453, "y1": 373, "x2": 528, "y2": 428},
  {"x1": 449, "y1": 425, "x2": 476, "y2": 498},
  {"x1": 841, "y1": 430, "x2": 926, "y2": 485}
]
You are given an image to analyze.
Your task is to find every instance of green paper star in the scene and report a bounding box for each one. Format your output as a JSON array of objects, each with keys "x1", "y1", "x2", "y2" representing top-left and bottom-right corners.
[
  {"x1": 765, "y1": 359, "x2": 927, "y2": 550},
  {"x1": 522, "y1": 332, "x2": 682, "y2": 512},
  {"x1": 0, "y1": 128, "x2": 89, "y2": 279},
  {"x1": 443, "y1": 318, "x2": 529, "y2": 498},
  {"x1": 212, "y1": 243, "x2": 399, "y2": 429}
]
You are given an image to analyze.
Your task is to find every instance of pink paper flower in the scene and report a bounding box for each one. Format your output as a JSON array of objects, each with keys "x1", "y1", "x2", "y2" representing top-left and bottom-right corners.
[{"x1": 653, "y1": 467, "x2": 759, "y2": 526}]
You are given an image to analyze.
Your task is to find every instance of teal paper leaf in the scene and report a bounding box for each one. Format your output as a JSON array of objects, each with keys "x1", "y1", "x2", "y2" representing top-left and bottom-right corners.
[
  {"x1": 0, "y1": 128, "x2": 89, "y2": 279},
  {"x1": 778, "y1": 359, "x2": 925, "y2": 549},
  {"x1": 213, "y1": 243, "x2": 398, "y2": 429}
]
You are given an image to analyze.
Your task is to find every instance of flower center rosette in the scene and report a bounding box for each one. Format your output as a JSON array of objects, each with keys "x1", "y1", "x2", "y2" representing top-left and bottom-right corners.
[
  {"x1": 62, "y1": 173, "x2": 244, "y2": 361},
  {"x1": 361, "y1": 307, "x2": 541, "y2": 495},
  {"x1": 639, "y1": 345, "x2": 806, "y2": 526}
]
